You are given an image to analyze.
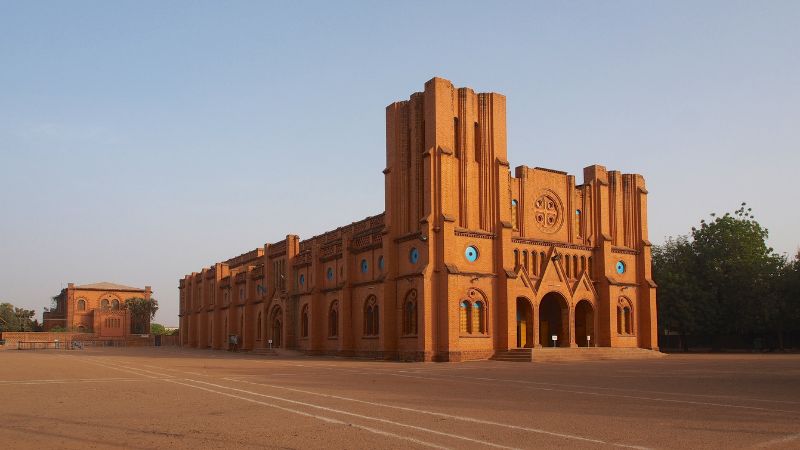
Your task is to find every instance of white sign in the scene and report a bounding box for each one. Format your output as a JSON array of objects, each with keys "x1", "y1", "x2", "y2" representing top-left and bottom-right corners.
[
  {"x1": 268, "y1": 339, "x2": 273, "y2": 344},
  {"x1": 551, "y1": 335, "x2": 557, "y2": 341}
]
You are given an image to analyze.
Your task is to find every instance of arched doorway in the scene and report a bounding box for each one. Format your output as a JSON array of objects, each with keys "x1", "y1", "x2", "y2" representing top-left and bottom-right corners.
[
  {"x1": 574, "y1": 300, "x2": 595, "y2": 347},
  {"x1": 539, "y1": 292, "x2": 569, "y2": 347},
  {"x1": 270, "y1": 306, "x2": 283, "y2": 348},
  {"x1": 516, "y1": 297, "x2": 533, "y2": 348}
]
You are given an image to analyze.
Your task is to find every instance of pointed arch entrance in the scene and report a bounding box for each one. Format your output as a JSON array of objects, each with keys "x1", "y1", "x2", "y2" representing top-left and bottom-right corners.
[
  {"x1": 574, "y1": 300, "x2": 595, "y2": 347},
  {"x1": 539, "y1": 292, "x2": 569, "y2": 347},
  {"x1": 516, "y1": 297, "x2": 534, "y2": 348},
  {"x1": 270, "y1": 306, "x2": 283, "y2": 348}
]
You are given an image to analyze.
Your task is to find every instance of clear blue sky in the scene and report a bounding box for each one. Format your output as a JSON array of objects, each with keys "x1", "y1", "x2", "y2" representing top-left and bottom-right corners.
[{"x1": 1, "y1": 1, "x2": 798, "y2": 325}]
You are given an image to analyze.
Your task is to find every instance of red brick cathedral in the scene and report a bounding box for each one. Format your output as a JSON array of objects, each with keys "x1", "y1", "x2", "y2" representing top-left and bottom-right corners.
[{"x1": 178, "y1": 78, "x2": 658, "y2": 361}]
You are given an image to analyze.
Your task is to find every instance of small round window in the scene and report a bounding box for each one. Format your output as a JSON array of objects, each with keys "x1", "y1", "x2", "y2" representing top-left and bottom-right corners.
[
  {"x1": 299, "y1": 274, "x2": 305, "y2": 286},
  {"x1": 616, "y1": 261, "x2": 626, "y2": 274},
  {"x1": 409, "y1": 247, "x2": 419, "y2": 264},
  {"x1": 327, "y1": 267, "x2": 334, "y2": 280},
  {"x1": 465, "y1": 246, "x2": 478, "y2": 262},
  {"x1": 576, "y1": 209, "x2": 581, "y2": 215},
  {"x1": 361, "y1": 259, "x2": 368, "y2": 273},
  {"x1": 378, "y1": 255, "x2": 384, "y2": 271}
]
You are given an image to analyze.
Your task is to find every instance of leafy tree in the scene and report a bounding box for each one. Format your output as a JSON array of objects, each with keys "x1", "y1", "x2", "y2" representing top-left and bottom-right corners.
[
  {"x1": 124, "y1": 297, "x2": 159, "y2": 334},
  {"x1": 150, "y1": 323, "x2": 166, "y2": 335},
  {"x1": 0, "y1": 302, "x2": 38, "y2": 332},
  {"x1": 49, "y1": 326, "x2": 68, "y2": 332},
  {"x1": 653, "y1": 236, "x2": 707, "y2": 350},
  {"x1": 654, "y1": 203, "x2": 798, "y2": 350}
]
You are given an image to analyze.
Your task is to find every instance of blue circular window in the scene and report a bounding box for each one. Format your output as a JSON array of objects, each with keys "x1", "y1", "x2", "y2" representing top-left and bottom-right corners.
[
  {"x1": 616, "y1": 261, "x2": 626, "y2": 274},
  {"x1": 378, "y1": 255, "x2": 384, "y2": 271},
  {"x1": 409, "y1": 247, "x2": 419, "y2": 264},
  {"x1": 299, "y1": 274, "x2": 305, "y2": 285},
  {"x1": 512, "y1": 199, "x2": 518, "y2": 206},
  {"x1": 576, "y1": 209, "x2": 581, "y2": 215},
  {"x1": 465, "y1": 246, "x2": 479, "y2": 262},
  {"x1": 361, "y1": 259, "x2": 368, "y2": 273},
  {"x1": 327, "y1": 267, "x2": 334, "y2": 280}
]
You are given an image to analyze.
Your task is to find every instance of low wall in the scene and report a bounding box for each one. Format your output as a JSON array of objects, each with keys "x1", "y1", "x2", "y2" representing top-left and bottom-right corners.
[
  {"x1": 0, "y1": 332, "x2": 180, "y2": 349},
  {"x1": 0, "y1": 332, "x2": 95, "y2": 349}
]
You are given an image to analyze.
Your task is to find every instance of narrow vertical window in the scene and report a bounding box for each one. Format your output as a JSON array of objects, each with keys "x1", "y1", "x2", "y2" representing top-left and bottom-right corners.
[
  {"x1": 511, "y1": 199, "x2": 518, "y2": 231},
  {"x1": 460, "y1": 301, "x2": 469, "y2": 334},
  {"x1": 301, "y1": 305, "x2": 309, "y2": 338},
  {"x1": 329, "y1": 301, "x2": 339, "y2": 337}
]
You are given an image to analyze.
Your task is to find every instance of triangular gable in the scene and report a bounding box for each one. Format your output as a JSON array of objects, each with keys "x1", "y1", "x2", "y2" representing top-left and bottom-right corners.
[
  {"x1": 516, "y1": 264, "x2": 535, "y2": 291},
  {"x1": 534, "y1": 247, "x2": 568, "y2": 293},
  {"x1": 571, "y1": 268, "x2": 599, "y2": 301}
]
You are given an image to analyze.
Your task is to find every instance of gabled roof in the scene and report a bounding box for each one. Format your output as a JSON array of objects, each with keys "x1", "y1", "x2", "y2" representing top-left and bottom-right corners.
[{"x1": 74, "y1": 282, "x2": 144, "y2": 292}]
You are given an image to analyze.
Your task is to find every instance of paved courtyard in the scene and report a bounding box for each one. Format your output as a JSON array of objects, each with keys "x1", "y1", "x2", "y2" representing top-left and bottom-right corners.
[{"x1": 1, "y1": 348, "x2": 798, "y2": 449}]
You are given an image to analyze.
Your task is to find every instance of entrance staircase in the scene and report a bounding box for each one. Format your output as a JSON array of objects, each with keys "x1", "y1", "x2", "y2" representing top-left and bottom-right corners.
[{"x1": 492, "y1": 347, "x2": 664, "y2": 362}]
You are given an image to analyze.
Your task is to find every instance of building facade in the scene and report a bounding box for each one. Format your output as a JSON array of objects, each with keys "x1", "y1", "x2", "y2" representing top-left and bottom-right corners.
[
  {"x1": 178, "y1": 77, "x2": 658, "y2": 361},
  {"x1": 44, "y1": 282, "x2": 153, "y2": 337}
]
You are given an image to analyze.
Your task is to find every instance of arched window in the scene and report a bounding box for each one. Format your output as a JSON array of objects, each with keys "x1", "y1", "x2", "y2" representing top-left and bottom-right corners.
[
  {"x1": 301, "y1": 304, "x2": 309, "y2": 338},
  {"x1": 403, "y1": 290, "x2": 418, "y2": 336},
  {"x1": 514, "y1": 249, "x2": 519, "y2": 268},
  {"x1": 617, "y1": 298, "x2": 634, "y2": 335},
  {"x1": 363, "y1": 296, "x2": 378, "y2": 336},
  {"x1": 472, "y1": 301, "x2": 486, "y2": 334},
  {"x1": 329, "y1": 301, "x2": 339, "y2": 337},
  {"x1": 101, "y1": 299, "x2": 109, "y2": 309},
  {"x1": 77, "y1": 299, "x2": 86, "y2": 311},
  {"x1": 111, "y1": 299, "x2": 120, "y2": 310},
  {"x1": 540, "y1": 252, "x2": 546, "y2": 274},
  {"x1": 523, "y1": 250, "x2": 529, "y2": 272},
  {"x1": 257, "y1": 312, "x2": 262, "y2": 340},
  {"x1": 460, "y1": 301, "x2": 471, "y2": 334}
]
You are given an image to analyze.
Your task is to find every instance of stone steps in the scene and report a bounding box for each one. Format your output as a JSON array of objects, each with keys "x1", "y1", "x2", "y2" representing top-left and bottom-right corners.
[{"x1": 492, "y1": 347, "x2": 664, "y2": 362}]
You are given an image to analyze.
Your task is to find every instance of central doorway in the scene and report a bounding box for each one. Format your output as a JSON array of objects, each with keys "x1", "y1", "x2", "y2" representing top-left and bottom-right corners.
[
  {"x1": 539, "y1": 292, "x2": 569, "y2": 347},
  {"x1": 516, "y1": 297, "x2": 533, "y2": 348}
]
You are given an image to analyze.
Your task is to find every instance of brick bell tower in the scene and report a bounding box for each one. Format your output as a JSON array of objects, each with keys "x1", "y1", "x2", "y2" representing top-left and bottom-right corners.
[{"x1": 384, "y1": 77, "x2": 511, "y2": 361}]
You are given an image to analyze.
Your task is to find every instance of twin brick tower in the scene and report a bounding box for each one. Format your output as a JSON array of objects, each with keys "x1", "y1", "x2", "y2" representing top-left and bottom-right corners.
[{"x1": 179, "y1": 77, "x2": 658, "y2": 361}]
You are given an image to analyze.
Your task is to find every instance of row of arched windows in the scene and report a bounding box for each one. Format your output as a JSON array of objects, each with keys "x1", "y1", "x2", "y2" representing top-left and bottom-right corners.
[
  {"x1": 295, "y1": 292, "x2": 419, "y2": 339},
  {"x1": 77, "y1": 298, "x2": 121, "y2": 311},
  {"x1": 459, "y1": 300, "x2": 486, "y2": 335}
]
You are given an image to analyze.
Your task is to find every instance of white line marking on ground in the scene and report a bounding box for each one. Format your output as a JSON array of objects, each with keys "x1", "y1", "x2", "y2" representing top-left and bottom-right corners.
[
  {"x1": 163, "y1": 378, "x2": 450, "y2": 450},
  {"x1": 755, "y1": 432, "x2": 800, "y2": 448},
  {"x1": 287, "y1": 361, "x2": 800, "y2": 407},
  {"x1": 186, "y1": 378, "x2": 520, "y2": 450},
  {"x1": 386, "y1": 372, "x2": 800, "y2": 415},
  {"x1": 223, "y1": 377, "x2": 648, "y2": 449}
]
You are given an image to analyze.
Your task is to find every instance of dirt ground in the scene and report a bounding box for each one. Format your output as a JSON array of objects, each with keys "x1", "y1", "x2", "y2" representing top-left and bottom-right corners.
[{"x1": 0, "y1": 348, "x2": 798, "y2": 449}]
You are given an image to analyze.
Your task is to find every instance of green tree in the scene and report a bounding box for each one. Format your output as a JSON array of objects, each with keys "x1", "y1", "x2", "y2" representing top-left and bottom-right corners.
[
  {"x1": 150, "y1": 323, "x2": 166, "y2": 335},
  {"x1": 654, "y1": 203, "x2": 794, "y2": 350},
  {"x1": 124, "y1": 297, "x2": 159, "y2": 334},
  {"x1": 653, "y1": 236, "x2": 706, "y2": 350},
  {"x1": 0, "y1": 303, "x2": 37, "y2": 332}
]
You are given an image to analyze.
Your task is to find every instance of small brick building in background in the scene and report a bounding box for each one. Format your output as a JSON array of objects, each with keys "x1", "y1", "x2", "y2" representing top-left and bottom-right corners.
[
  {"x1": 179, "y1": 77, "x2": 658, "y2": 361},
  {"x1": 44, "y1": 282, "x2": 153, "y2": 337}
]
